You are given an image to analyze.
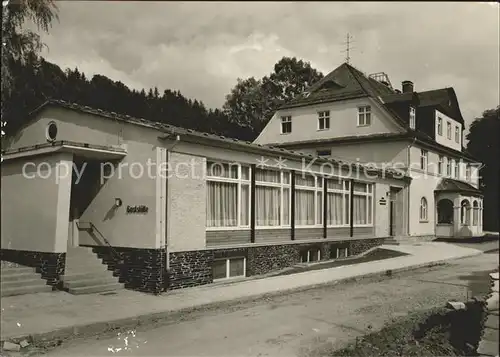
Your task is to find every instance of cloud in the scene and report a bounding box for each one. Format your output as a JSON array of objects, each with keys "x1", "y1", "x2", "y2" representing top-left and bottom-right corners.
[{"x1": 38, "y1": 1, "x2": 499, "y2": 130}]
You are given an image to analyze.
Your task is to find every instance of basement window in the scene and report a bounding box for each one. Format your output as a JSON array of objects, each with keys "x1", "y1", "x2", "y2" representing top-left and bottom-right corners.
[
  {"x1": 212, "y1": 257, "x2": 246, "y2": 280},
  {"x1": 301, "y1": 248, "x2": 321, "y2": 263},
  {"x1": 330, "y1": 245, "x2": 349, "y2": 259}
]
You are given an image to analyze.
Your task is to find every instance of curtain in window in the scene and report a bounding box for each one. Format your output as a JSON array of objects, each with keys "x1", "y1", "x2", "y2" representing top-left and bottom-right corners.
[
  {"x1": 327, "y1": 192, "x2": 343, "y2": 225},
  {"x1": 295, "y1": 189, "x2": 315, "y2": 225},
  {"x1": 353, "y1": 195, "x2": 367, "y2": 225},
  {"x1": 206, "y1": 181, "x2": 238, "y2": 227},
  {"x1": 256, "y1": 186, "x2": 281, "y2": 226},
  {"x1": 240, "y1": 184, "x2": 249, "y2": 226}
]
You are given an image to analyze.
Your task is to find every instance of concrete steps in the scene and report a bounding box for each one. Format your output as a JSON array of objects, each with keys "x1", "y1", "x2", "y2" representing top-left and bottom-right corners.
[
  {"x1": 0, "y1": 264, "x2": 52, "y2": 297},
  {"x1": 62, "y1": 247, "x2": 123, "y2": 295},
  {"x1": 384, "y1": 237, "x2": 400, "y2": 245}
]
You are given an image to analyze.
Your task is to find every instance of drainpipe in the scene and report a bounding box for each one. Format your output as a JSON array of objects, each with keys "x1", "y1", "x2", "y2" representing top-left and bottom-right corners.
[
  {"x1": 162, "y1": 132, "x2": 181, "y2": 275},
  {"x1": 406, "y1": 136, "x2": 417, "y2": 236}
]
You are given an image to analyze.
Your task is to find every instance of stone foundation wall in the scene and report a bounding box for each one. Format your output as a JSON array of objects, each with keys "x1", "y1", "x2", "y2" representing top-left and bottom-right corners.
[
  {"x1": 168, "y1": 238, "x2": 384, "y2": 290},
  {"x1": 0, "y1": 249, "x2": 65, "y2": 286},
  {"x1": 88, "y1": 246, "x2": 167, "y2": 294}
]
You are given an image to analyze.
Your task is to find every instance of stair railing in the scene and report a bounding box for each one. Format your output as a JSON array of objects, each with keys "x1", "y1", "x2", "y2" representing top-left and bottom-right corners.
[{"x1": 76, "y1": 222, "x2": 123, "y2": 263}]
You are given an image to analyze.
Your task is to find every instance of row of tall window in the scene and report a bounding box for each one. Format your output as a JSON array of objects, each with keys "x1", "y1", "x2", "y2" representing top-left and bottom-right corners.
[
  {"x1": 420, "y1": 150, "x2": 472, "y2": 182},
  {"x1": 206, "y1": 162, "x2": 374, "y2": 229},
  {"x1": 437, "y1": 117, "x2": 461, "y2": 144}
]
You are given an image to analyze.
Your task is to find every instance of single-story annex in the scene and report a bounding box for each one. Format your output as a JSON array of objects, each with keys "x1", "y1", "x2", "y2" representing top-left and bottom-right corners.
[{"x1": 1, "y1": 100, "x2": 411, "y2": 294}]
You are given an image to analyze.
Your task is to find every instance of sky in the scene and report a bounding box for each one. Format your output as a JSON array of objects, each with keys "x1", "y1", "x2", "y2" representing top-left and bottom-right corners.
[{"x1": 38, "y1": 1, "x2": 499, "y2": 131}]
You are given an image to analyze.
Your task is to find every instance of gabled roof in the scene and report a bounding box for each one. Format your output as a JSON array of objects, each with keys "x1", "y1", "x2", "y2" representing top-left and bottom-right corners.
[
  {"x1": 10, "y1": 99, "x2": 408, "y2": 180},
  {"x1": 280, "y1": 62, "x2": 396, "y2": 110},
  {"x1": 435, "y1": 178, "x2": 482, "y2": 196}
]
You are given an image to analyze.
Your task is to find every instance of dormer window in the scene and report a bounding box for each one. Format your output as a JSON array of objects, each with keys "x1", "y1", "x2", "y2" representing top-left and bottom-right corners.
[
  {"x1": 357, "y1": 106, "x2": 371, "y2": 126},
  {"x1": 437, "y1": 117, "x2": 443, "y2": 136},
  {"x1": 455, "y1": 126, "x2": 460, "y2": 143},
  {"x1": 281, "y1": 116, "x2": 292, "y2": 134},
  {"x1": 409, "y1": 106, "x2": 416, "y2": 129},
  {"x1": 447, "y1": 122, "x2": 452, "y2": 139},
  {"x1": 318, "y1": 111, "x2": 330, "y2": 130}
]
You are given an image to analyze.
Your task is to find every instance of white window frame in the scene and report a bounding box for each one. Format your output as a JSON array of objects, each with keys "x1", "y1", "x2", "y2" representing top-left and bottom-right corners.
[
  {"x1": 336, "y1": 247, "x2": 349, "y2": 259},
  {"x1": 280, "y1": 116, "x2": 292, "y2": 134},
  {"x1": 357, "y1": 106, "x2": 371, "y2": 126},
  {"x1": 466, "y1": 165, "x2": 471, "y2": 182},
  {"x1": 352, "y1": 182, "x2": 374, "y2": 227},
  {"x1": 206, "y1": 161, "x2": 251, "y2": 231},
  {"x1": 409, "y1": 106, "x2": 416, "y2": 129},
  {"x1": 437, "y1": 117, "x2": 442, "y2": 136},
  {"x1": 438, "y1": 155, "x2": 443, "y2": 175},
  {"x1": 212, "y1": 257, "x2": 246, "y2": 281},
  {"x1": 420, "y1": 149, "x2": 428, "y2": 171},
  {"x1": 446, "y1": 157, "x2": 452, "y2": 177},
  {"x1": 326, "y1": 178, "x2": 351, "y2": 228},
  {"x1": 455, "y1": 126, "x2": 460, "y2": 143},
  {"x1": 447, "y1": 122, "x2": 452, "y2": 139},
  {"x1": 302, "y1": 248, "x2": 321, "y2": 263},
  {"x1": 255, "y1": 169, "x2": 291, "y2": 229},
  {"x1": 294, "y1": 173, "x2": 323, "y2": 228},
  {"x1": 420, "y1": 197, "x2": 428, "y2": 222},
  {"x1": 318, "y1": 111, "x2": 330, "y2": 131},
  {"x1": 454, "y1": 160, "x2": 460, "y2": 179},
  {"x1": 451, "y1": 159, "x2": 457, "y2": 178}
]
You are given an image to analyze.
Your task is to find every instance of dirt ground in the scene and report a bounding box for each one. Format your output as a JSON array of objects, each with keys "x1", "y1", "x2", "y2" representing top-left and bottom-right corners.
[{"x1": 42, "y1": 249, "x2": 498, "y2": 357}]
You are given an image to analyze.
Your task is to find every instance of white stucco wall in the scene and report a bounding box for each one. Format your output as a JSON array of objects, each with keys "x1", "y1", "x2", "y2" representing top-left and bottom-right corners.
[
  {"x1": 254, "y1": 97, "x2": 403, "y2": 145},
  {"x1": 435, "y1": 110, "x2": 462, "y2": 152},
  {"x1": 166, "y1": 151, "x2": 207, "y2": 252}
]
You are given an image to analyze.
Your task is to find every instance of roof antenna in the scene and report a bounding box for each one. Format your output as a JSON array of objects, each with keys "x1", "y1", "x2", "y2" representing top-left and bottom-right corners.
[{"x1": 341, "y1": 33, "x2": 355, "y2": 64}]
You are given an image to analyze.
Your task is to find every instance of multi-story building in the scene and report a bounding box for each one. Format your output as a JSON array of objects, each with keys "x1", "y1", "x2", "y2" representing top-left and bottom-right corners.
[{"x1": 255, "y1": 62, "x2": 483, "y2": 239}]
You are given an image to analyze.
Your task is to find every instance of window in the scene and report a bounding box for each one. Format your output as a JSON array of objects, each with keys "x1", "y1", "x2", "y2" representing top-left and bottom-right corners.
[
  {"x1": 357, "y1": 106, "x2": 371, "y2": 126},
  {"x1": 438, "y1": 155, "x2": 443, "y2": 175},
  {"x1": 336, "y1": 247, "x2": 349, "y2": 259},
  {"x1": 318, "y1": 111, "x2": 330, "y2": 130},
  {"x1": 473, "y1": 201, "x2": 479, "y2": 226},
  {"x1": 420, "y1": 197, "x2": 428, "y2": 222},
  {"x1": 317, "y1": 149, "x2": 331, "y2": 157},
  {"x1": 294, "y1": 173, "x2": 322, "y2": 226},
  {"x1": 281, "y1": 116, "x2": 292, "y2": 134},
  {"x1": 46, "y1": 121, "x2": 58, "y2": 142},
  {"x1": 437, "y1": 199, "x2": 453, "y2": 224},
  {"x1": 466, "y1": 165, "x2": 471, "y2": 181},
  {"x1": 409, "y1": 106, "x2": 416, "y2": 129},
  {"x1": 212, "y1": 257, "x2": 246, "y2": 280},
  {"x1": 461, "y1": 200, "x2": 471, "y2": 225},
  {"x1": 454, "y1": 160, "x2": 459, "y2": 178},
  {"x1": 437, "y1": 117, "x2": 443, "y2": 136},
  {"x1": 255, "y1": 168, "x2": 290, "y2": 227},
  {"x1": 420, "y1": 149, "x2": 428, "y2": 171},
  {"x1": 455, "y1": 126, "x2": 460, "y2": 143},
  {"x1": 301, "y1": 248, "x2": 321, "y2": 263},
  {"x1": 352, "y1": 182, "x2": 374, "y2": 225},
  {"x1": 206, "y1": 162, "x2": 250, "y2": 228},
  {"x1": 447, "y1": 122, "x2": 451, "y2": 139},
  {"x1": 326, "y1": 179, "x2": 350, "y2": 226},
  {"x1": 446, "y1": 157, "x2": 452, "y2": 176}
]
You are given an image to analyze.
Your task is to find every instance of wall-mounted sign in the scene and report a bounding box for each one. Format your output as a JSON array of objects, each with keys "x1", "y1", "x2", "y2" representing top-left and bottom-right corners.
[
  {"x1": 379, "y1": 197, "x2": 387, "y2": 206},
  {"x1": 126, "y1": 205, "x2": 149, "y2": 214}
]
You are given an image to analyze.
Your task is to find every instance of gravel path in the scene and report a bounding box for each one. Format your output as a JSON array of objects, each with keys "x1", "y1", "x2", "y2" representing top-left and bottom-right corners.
[{"x1": 42, "y1": 251, "x2": 499, "y2": 357}]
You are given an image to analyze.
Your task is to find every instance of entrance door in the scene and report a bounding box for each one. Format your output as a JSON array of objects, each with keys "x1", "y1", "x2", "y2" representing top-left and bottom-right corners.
[{"x1": 389, "y1": 187, "x2": 404, "y2": 236}]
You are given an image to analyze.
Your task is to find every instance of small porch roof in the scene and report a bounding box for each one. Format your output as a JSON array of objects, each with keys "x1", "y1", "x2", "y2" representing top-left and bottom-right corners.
[
  {"x1": 1, "y1": 140, "x2": 127, "y2": 161},
  {"x1": 435, "y1": 178, "x2": 483, "y2": 197}
]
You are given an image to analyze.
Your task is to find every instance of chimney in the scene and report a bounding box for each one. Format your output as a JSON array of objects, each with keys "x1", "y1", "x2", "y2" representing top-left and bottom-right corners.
[{"x1": 402, "y1": 80, "x2": 414, "y2": 93}]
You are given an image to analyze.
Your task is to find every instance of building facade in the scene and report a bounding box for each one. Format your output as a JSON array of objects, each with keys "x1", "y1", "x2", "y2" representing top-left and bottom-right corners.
[
  {"x1": 1, "y1": 100, "x2": 409, "y2": 294},
  {"x1": 254, "y1": 63, "x2": 483, "y2": 239}
]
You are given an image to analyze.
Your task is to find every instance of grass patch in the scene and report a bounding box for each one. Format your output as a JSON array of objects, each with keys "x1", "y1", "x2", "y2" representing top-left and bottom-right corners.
[
  {"x1": 328, "y1": 301, "x2": 486, "y2": 357},
  {"x1": 273, "y1": 248, "x2": 408, "y2": 277}
]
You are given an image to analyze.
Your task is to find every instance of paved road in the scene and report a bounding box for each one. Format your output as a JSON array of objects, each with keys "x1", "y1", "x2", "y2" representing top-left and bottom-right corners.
[{"x1": 45, "y1": 249, "x2": 498, "y2": 357}]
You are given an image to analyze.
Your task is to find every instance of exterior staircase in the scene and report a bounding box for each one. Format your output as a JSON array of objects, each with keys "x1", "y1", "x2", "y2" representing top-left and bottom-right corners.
[
  {"x1": 1, "y1": 263, "x2": 52, "y2": 297},
  {"x1": 62, "y1": 247, "x2": 123, "y2": 295},
  {"x1": 383, "y1": 236, "x2": 400, "y2": 245}
]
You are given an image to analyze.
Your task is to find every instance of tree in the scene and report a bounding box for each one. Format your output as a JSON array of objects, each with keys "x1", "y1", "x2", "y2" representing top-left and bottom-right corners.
[
  {"x1": 466, "y1": 106, "x2": 500, "y2": 232},
  {"x1": 1, "y1": 0, "x2": 58, "y2": 145},
  {"x1": 223, "y1": 56, "x2": 323, "y2": 138}
]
